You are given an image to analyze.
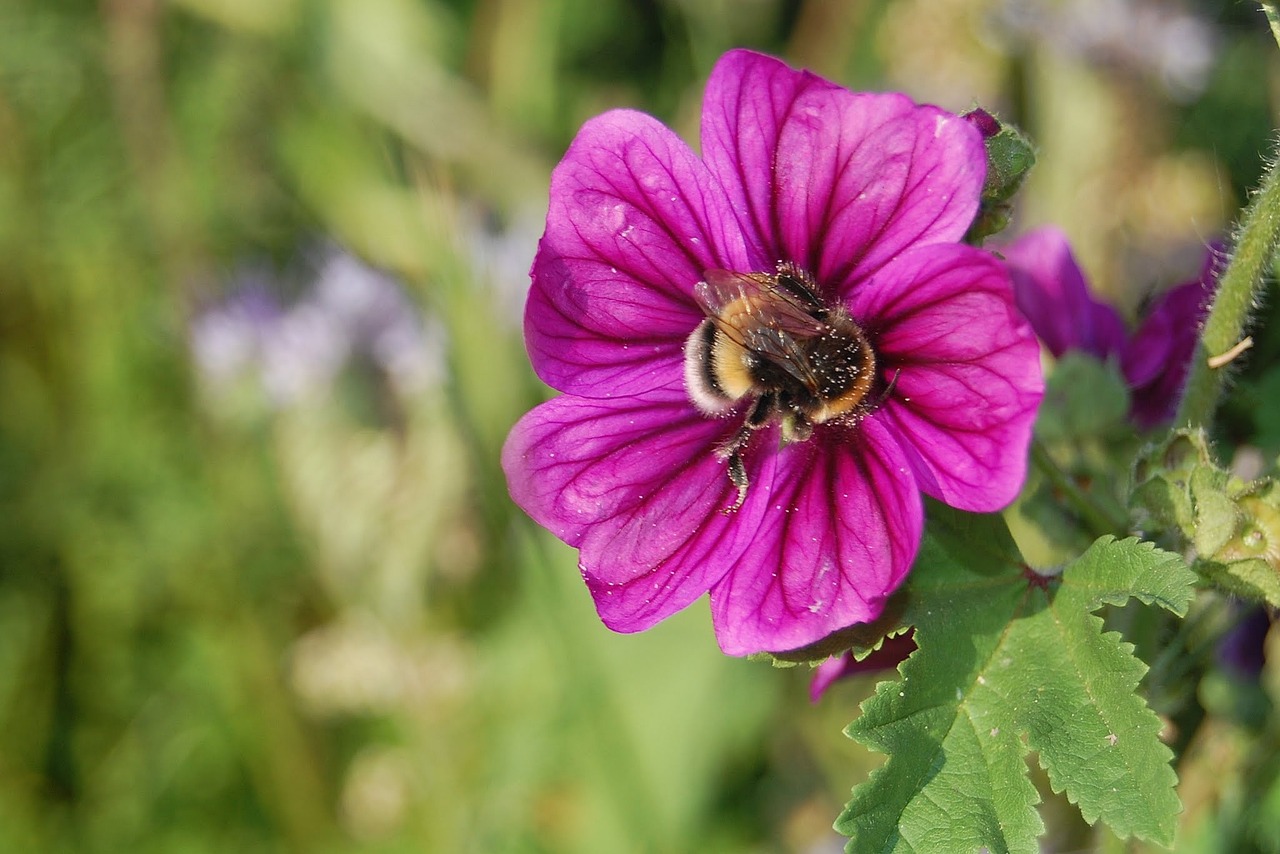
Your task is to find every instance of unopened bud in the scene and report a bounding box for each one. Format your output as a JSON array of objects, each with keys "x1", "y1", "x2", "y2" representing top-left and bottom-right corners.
[
  {"x1": 962, "y1": 107, "x2": 1037, "y2": 244},
  {"x1": 1214, "y1": 497, "x2": 1280, "y2": 567}
]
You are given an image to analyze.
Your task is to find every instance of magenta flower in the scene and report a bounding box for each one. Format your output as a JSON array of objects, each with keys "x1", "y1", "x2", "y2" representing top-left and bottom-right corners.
[
  {"x1": 502, "y1": 50, "x2": 1044, "y2": 655},
  {"x1": 1001, "y1": 226, "x2": 1217, "y2": 429}
]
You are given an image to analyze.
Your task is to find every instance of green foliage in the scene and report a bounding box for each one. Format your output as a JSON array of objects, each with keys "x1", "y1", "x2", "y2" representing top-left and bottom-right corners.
[
  {"x1": 1234, "y1": 364, "x2": 1280, "y2": 454},
  {"x1": 0, "y1": 1, "x2": 801, "y2": 851},
  {"x1": 1131, "y1": 430, "x2": 1215, "y2": 536},
  {"x1": 1132, "y1": 430, "x2": 1280, "y2": 607},
  {"x1": 1005, "y1": 354, "x2": 1133, "y2": 573},
  {"x1": 837, "y1": 510, "x2": 1195, "y2": 853},
  {"x1": 1036, "y1": 354, "x2": 1131, "y2": 444},
  {"x1": 4, "y1": 0, "x2": 1279, "y2": 850}
]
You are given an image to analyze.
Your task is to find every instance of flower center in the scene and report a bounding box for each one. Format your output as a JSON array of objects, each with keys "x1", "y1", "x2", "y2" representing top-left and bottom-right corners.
[{"x1": 682, "y1": 263, "x2": 879, "y2": 509}]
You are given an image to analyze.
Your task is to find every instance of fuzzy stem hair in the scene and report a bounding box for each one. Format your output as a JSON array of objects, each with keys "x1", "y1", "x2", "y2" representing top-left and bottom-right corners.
[{"x1": 1173, "y1": 140, "x2": 1280, "y2": 428}]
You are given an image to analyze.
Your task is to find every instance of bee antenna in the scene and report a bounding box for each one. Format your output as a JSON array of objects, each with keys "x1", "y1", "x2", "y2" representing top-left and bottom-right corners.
[{"x1": 872, "y1": 369, "x2": 902, "y2": 408}]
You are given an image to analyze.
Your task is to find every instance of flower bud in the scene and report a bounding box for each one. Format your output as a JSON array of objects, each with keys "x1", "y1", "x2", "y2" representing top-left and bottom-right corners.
[
  {"x1": 1195, "y1": 480, "x2": 1280, "y2": 608},
  {"x1": 963, "y1": 108, "x2": 1037, "y2": 243},
  {"x1": 1129, "y1": 429, "x2": 1214, "y2": 536},
  {"x1": 1212, "y1": 497, "x2": 1280, "y2": 566}
]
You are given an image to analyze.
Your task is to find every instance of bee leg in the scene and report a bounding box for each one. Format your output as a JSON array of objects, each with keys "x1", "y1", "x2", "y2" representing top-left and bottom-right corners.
[
  {"x1": 745, "y1": 393, "x2": 774, "y2": 429},
  {"x1": 780, "y1": 411, "x2": 812, "y2": 445},
  {"x1": 714, "y1": 427, "x2": 752, "y2": 513},
  {"x1": 726, "y1": 452, "x2": 749, "y2": 513},
  {"x1": 715, "y1": 394, "x2": 773, "y2": 514}
]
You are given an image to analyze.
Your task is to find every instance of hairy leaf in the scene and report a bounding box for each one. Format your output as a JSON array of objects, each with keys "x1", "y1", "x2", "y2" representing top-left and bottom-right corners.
[{"x1": 837, "y1": 509, "x2": 1194, "y2": 853}]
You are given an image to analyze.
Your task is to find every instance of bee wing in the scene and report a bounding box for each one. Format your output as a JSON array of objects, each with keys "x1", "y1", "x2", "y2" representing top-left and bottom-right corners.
[
  {"x1": 694, "y1": 270, "x2": 826, "y2": 337},
  {"x1": 695, "y1": 270, "x2": 825, "y2": 394},
  {"x1": 740, "y1": 326, "x2": 822, "y2": 392}
]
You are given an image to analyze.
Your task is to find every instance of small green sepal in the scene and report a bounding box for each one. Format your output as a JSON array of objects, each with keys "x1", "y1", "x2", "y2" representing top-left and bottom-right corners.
[{"x1": 962, "y1": 107, "x2": 1037, "y2": 244}]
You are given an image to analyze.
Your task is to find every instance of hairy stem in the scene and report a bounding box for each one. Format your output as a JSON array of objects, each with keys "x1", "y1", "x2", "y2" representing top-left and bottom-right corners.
[{"x1": 1174, "y1": 111, "x2": 1280, "y2": 425}]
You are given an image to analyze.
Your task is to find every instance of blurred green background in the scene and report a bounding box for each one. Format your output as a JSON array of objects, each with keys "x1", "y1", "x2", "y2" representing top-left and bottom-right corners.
[{"x1": 4, "y1": 1, "x2": 1280, "y2": 851}]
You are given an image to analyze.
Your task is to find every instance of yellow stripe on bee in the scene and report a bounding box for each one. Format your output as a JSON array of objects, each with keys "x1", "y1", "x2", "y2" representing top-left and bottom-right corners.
[{"x1": 711, "y1": 332, "x2": 755, "y2": 400}]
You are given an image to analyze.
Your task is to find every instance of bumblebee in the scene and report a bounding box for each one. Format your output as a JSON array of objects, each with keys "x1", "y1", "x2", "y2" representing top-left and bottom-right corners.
[{"x1": 683, "y1": 263, "x2": 880, "y2": 510}]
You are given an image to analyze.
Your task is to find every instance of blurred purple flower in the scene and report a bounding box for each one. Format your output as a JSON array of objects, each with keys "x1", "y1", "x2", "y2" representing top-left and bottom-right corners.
[
  {"x1": 190, "y1": 245, "x2": 444, "y2": 408},
  {"x1": 1001, "y1": 229, "x2": 1127, "y2": 362},
  {"x1": 503, "y1": 50, "x2": 1043, "y2": 655},
  {"x1": 1001, "y1": 226, "x2": 1217, "y2": 429},
  {"x1": 189, "y1": 271, "x2": 287, "y2": 388},
  {"x1": 1119, "y1": 261, "x2": 1216, "y2": 428},
  {"x1": 1217, "y1": 605, "x2": 1272, "y2": 680}
]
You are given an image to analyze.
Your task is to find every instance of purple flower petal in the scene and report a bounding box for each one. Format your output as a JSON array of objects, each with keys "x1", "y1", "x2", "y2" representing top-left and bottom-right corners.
[
  {"x1": 1001, "y1": 226, "x2": 1126, "y2": 359},
  {"x1": 527, "y1": 109, "x2": 751, "y2": 398},
  {"x1": 1122, "y1": 273, "x2": 1214, "y2": 428},
  {"x1": 701, "y1": 50, "x2": 986, "y2": 290},
  {"x1": 707, "y1": 418, "x2": 922, "y2": 655},
  {"x1": 502, "y1": 387, "x2": 776, "y2": 633},
  {"x1": 698, "y1": 49, "x2": 840, "y2": 266},
  {"x1": 853, "y1": 245, "x2": 1043, "y2": 511},
  {"x1": 1217, "y1": 605, "x2": 1271, "y2": 680}
]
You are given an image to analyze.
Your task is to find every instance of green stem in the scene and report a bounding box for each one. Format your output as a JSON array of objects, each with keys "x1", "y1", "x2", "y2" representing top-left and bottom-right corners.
[
  {"x1": 1174, "y1": 139, "x2": 1280, "y2": 428},
  {"x1": 1030, "y1": 438, "x2": 1127, "y2": 537}
]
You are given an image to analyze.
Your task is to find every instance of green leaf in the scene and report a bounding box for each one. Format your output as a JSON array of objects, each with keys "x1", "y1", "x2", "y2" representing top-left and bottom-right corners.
[{"x1": 837, "y1": 511, "x2": 1195, "y2": 853}]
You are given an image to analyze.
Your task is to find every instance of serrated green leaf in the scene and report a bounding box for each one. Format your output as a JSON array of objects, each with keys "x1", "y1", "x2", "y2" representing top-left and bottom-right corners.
[
  {"x1": 1022, "y1": 538, "x2": 1192, "y2": 839},
  {"x1": 837, "y1": 515, "x2": 1194, "y2": 853},
  {"x1": 1064, "y1": 535, "x2": 1197, "y2": 614}
]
